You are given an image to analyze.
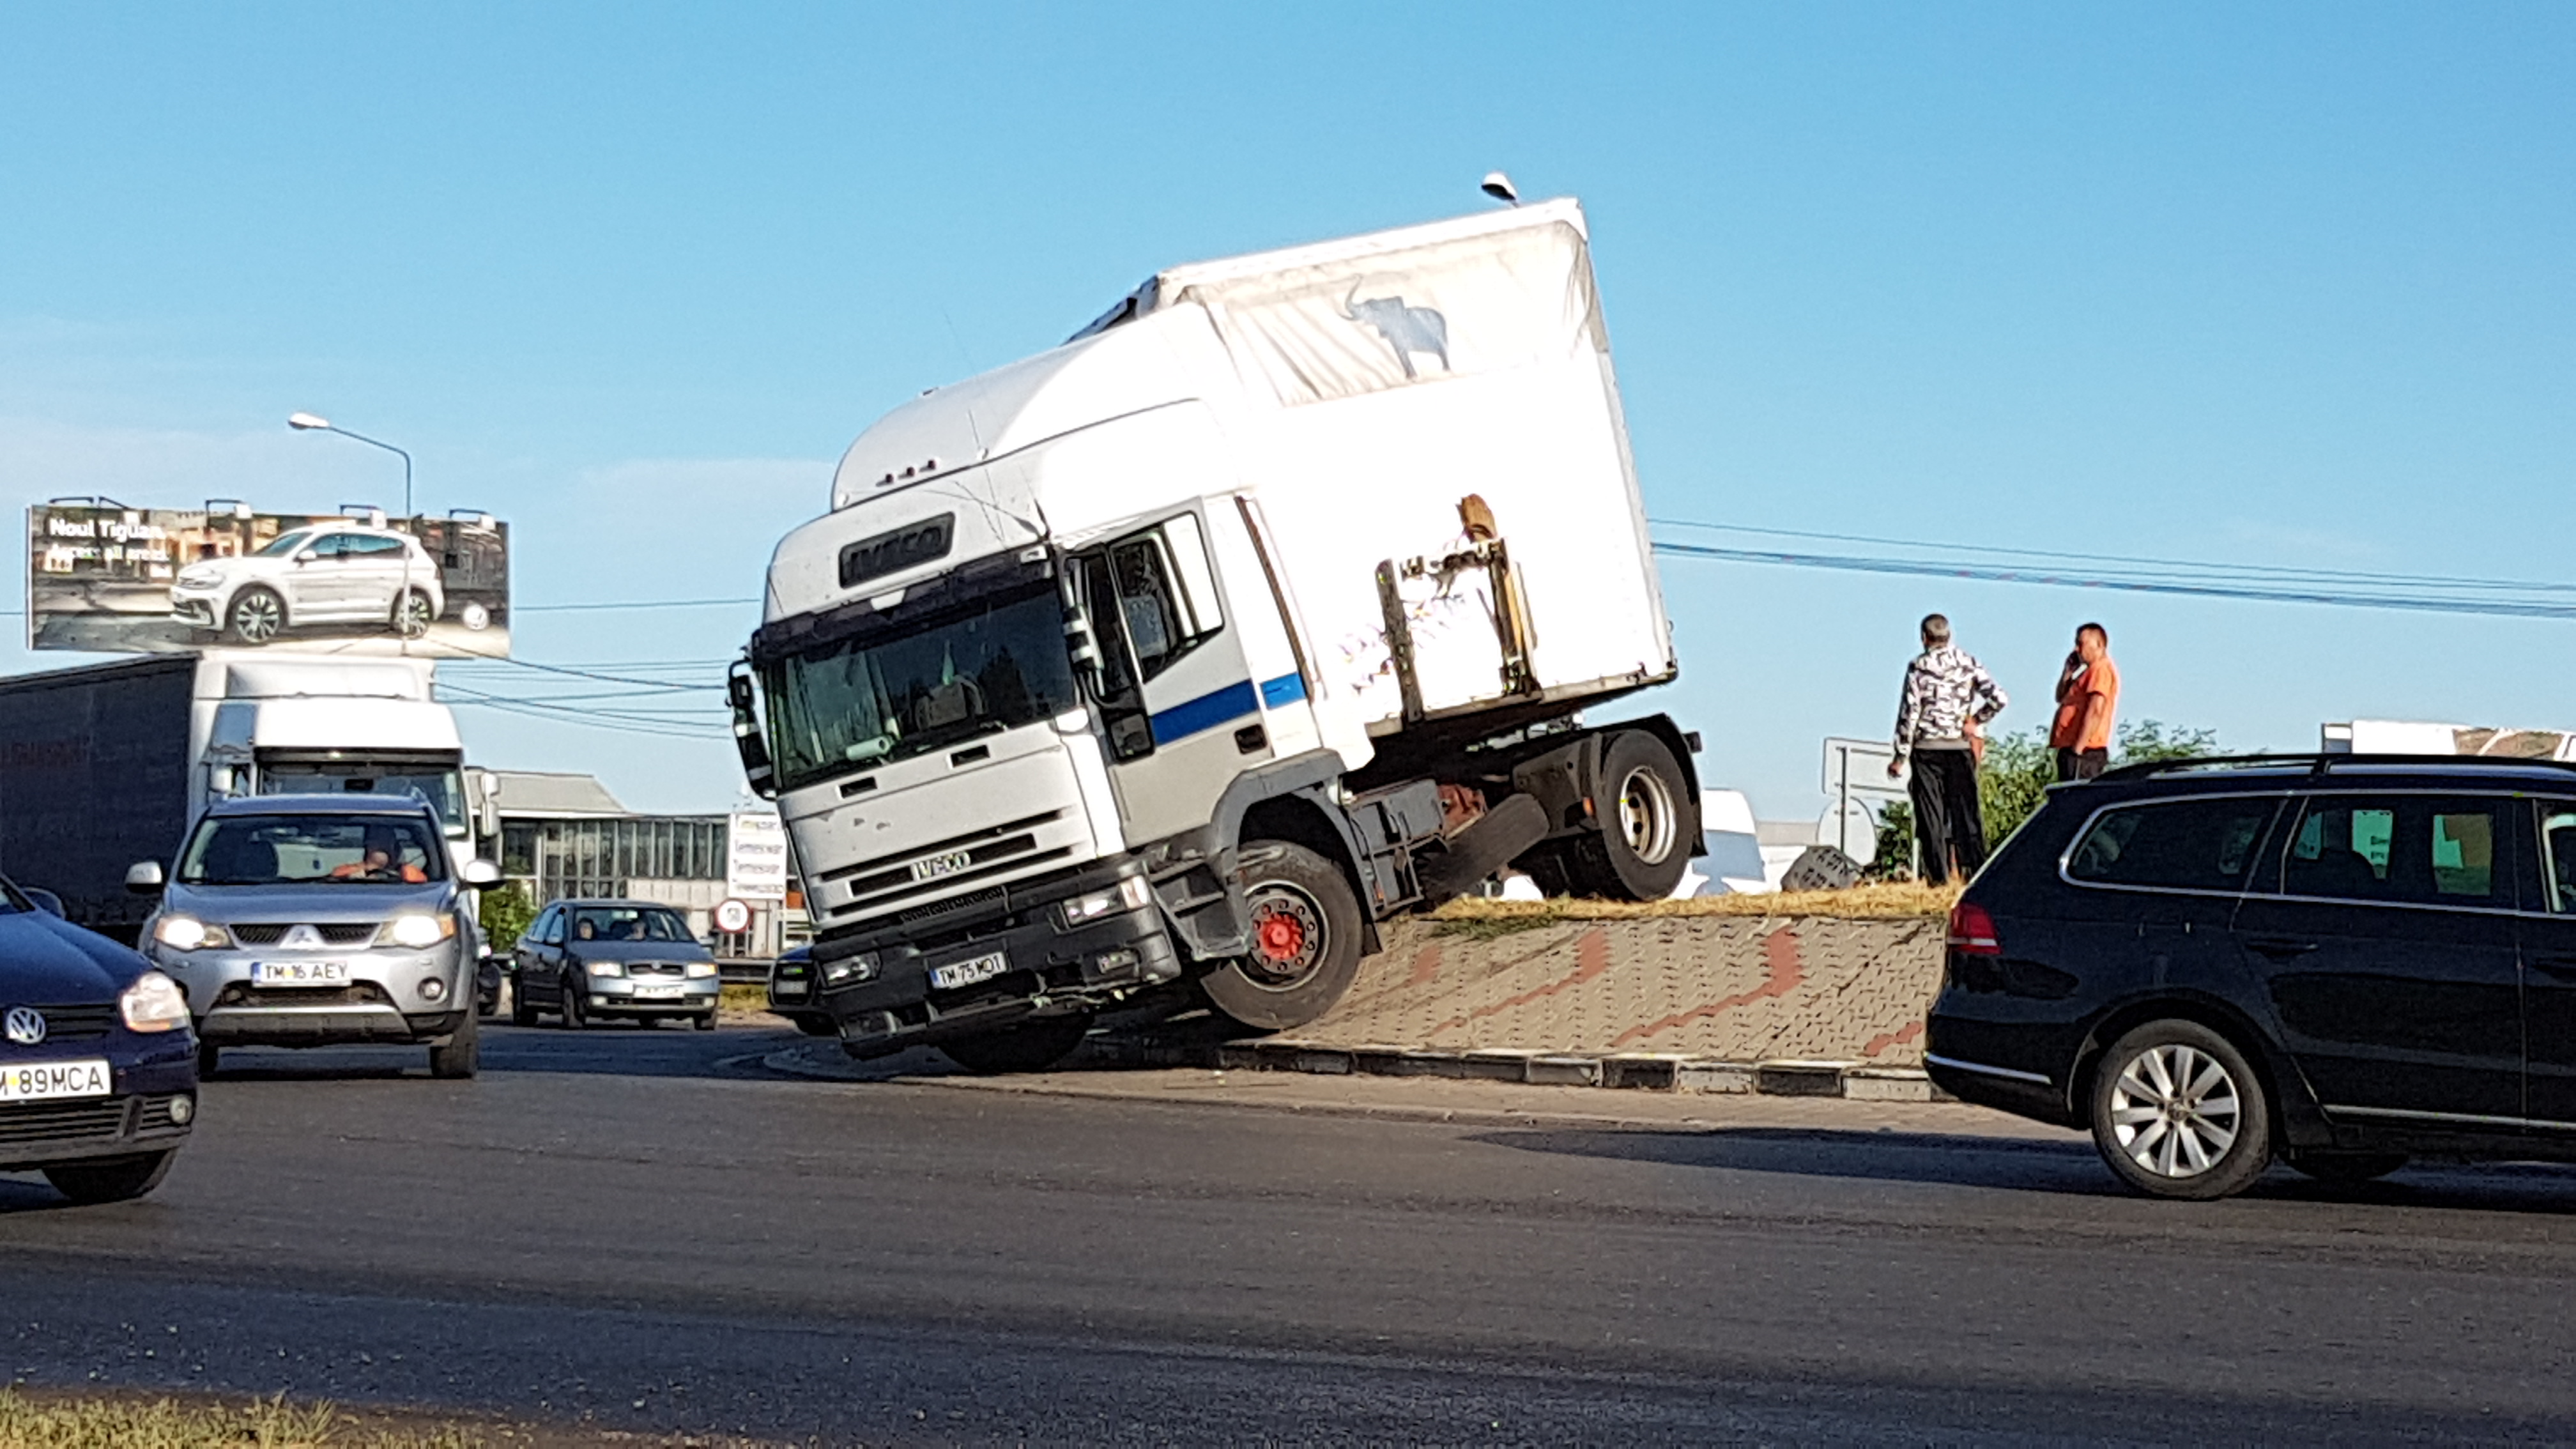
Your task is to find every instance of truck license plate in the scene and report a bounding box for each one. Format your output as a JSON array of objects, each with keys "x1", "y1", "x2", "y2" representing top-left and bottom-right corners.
[
  {"x1": 0, "y1": 1059, "x2": 111, "y2": 1103},
  {"x1": 251, "y1": 960, "x2": 351, "y2": 986},
  {"x1": 929, "y1": 952, "x2": 1009, "y2": 992}
]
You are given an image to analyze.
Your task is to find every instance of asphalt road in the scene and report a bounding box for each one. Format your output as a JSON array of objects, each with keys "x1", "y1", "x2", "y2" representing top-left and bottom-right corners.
[{"x1": 6, "y1": 1022, "x2": 2576, "y2": 1444}]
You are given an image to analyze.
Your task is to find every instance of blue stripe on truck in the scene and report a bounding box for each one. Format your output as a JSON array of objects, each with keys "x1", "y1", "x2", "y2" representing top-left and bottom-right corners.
[
  {"x1": 1149, "y1": 680, "x2": 1260, "y2": 744},
  {"x1": 1259, "y1": 672, "x2": 1307, "y2": 707}
]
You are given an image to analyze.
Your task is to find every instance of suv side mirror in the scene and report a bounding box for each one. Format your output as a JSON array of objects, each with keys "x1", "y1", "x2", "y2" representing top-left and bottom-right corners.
[
  {"x1": 125, "y1": 861, "x2": 165, "y2": 896},
  {"x1": 460, "y1": 859, "x2": 503, "y2": 887}
]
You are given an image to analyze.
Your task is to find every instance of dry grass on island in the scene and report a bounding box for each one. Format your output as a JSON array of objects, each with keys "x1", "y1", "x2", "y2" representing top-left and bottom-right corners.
[{"x1": 1430, "y1": 880, "x2": 1961, "y2": 924}]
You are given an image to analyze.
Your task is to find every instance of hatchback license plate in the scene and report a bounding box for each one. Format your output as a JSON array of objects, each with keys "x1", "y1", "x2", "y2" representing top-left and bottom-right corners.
[
  {"x1": 930, "y1": 952, "x2": 1009, "y2": 991},
  {"x1": 633, "y1": 985, "x2": 684, "y2": 1000},
  {"x1": 252, "y1": 960, "x2": 351, "y2": 986},
  {"x1": 0, "y1": 1059, "x2": 111, "y2": 1103}
]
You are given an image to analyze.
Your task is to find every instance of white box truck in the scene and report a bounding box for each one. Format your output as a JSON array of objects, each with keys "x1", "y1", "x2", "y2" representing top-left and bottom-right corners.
[
  {"x1": 0, "y1": 652, "x2": 497, "y2": 940},
  {"x1": 733, "y1": 199, "x2": 1702, "y2": 1070}
]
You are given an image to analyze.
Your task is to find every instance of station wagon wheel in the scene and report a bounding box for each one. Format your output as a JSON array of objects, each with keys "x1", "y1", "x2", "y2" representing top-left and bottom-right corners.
[{"x1": 2090, "y1": 1020, "x2": 2273, "y2": 1200}]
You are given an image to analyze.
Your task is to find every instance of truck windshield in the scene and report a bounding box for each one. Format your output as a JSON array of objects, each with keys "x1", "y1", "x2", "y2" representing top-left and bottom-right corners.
[
  {"x1": 178, "y1": 813, "x2": 448, "y2": 886},
  {"x1": 260, "y1": 765, "x2": 468, "y2": 837},
  {"x1": 763, "y1": 579, "x2": 1078, "y2": 793}
]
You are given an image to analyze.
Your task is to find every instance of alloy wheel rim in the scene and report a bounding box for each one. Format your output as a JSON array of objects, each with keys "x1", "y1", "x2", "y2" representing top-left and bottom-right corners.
[
  {"x1": 1616, "y1": 765, "x2": 1678, "y2": 864},
  {"x1": 1243, "y1": 882, "x2": 1326, "y2": 988},
  {"x1": 2108, "y1": 1042, "x2": 2241, "y2": 1178},
  {"x1": 235, "y1": 593, "x2": 281, "y2": 643},
  {"x1": 395, "y1": 592, "x2": 433, "y2": 636}
]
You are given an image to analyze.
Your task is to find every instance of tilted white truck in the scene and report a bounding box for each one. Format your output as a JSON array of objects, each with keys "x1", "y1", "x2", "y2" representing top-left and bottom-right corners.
[
  {"x1": 0, "y1": 652, "x2": 497, "y2": 940},
  {"x1": 732, "y1": 199, "x2": 1702, "y2": 1070}
]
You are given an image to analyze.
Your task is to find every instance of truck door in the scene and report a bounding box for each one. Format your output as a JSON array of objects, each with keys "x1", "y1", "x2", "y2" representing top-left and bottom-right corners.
[{"x1": 1075, "y1": 508, "x2": 1269, "y2": 847}]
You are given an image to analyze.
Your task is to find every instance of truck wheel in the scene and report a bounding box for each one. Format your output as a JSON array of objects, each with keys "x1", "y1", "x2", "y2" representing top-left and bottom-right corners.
[
  {"x1": 392, "y1": 588, "x2": 436, "y2": 638},
  {"x1": 429, "y1": 1009, "x2": 479, "y2": 1079},
  {"x1": 43, "y1": 1150, "x2": 176, "y2": 1206},
  {"x1": 1201, "y1": 841, "x2": 1365, "y2": 1032},
  {"x1": 227, "y1": 586, "x2": 285, "y2": 646},
  {"x1": 1528, "y1": 732, "x2": 1698, "y2": 901},
  {"x1": 939, "y1": 1013, "x2": 1092, "y2": 1074}
]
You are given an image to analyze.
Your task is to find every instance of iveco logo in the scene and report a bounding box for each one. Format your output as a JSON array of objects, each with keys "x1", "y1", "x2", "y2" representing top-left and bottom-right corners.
[
  {"x1": 909, "y1": 850, "x2": 975, "y2": 884},
  {"x1": 4, "y1": 1008, "x2": 47, "y2": 1046}
]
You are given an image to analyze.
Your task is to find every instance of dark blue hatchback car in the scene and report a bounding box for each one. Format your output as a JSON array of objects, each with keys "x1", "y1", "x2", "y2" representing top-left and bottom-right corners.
[
  {"x1": 0, "y1": 872, "x2": 197, "y2": 1203},
  {"x1": 1929, "y1": 754, "x2": 2576, "y2": 1200}
]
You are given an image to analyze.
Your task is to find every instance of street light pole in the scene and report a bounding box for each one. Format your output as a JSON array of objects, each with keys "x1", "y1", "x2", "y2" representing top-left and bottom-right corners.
[{"x1": 288, "y1": 413, "x2": 414, "y2": 519}]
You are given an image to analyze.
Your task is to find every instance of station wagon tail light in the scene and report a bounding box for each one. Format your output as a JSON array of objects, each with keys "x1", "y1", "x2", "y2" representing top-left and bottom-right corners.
[
  {"x1": 1946, "y1": 901, "x2": 2002, "y2": 956},
  {"x1": 121, "y1": 971, "x2": 191, "y2": 1033}
]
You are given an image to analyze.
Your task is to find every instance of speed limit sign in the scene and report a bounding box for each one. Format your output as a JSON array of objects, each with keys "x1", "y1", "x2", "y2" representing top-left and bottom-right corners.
[{"x1": 712, "y1": 898, "x2": 753, "y2": 934}]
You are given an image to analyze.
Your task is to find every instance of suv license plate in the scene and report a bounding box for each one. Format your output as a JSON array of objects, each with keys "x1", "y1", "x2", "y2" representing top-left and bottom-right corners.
[
  {"x1": 0, "y1": 1059, "x2": 111, "y2": 1103},
  {"x1": 930, "y1": 952, "x2": 1009, "y2": 992},
  {"x1": 252, "y1": 960, "x2": 351, "y2": 986}
]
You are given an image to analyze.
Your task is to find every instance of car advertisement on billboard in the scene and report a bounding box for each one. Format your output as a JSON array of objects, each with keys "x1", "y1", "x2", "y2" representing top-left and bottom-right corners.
[{"x1": 27, "y1": 503, "x2": 510, "y2": 658}]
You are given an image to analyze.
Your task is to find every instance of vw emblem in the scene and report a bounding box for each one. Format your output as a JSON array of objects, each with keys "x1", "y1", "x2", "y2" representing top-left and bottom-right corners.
[{"x1": 4, "y1": 1008, "x2": 47, "y2": 1046}]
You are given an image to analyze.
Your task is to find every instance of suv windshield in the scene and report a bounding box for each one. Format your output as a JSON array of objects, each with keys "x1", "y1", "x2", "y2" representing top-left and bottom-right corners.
[
  {"x1": 254, "y1": 531, "x2": 312, "y2": 558},
  {"x1": 763, "y1": 579, "x2": 1078, "y2": 792},
  {"x1": 179, "y1": 813, "x2": 447, "y2": 886},
  {"x1": 571, "y1": 906, "x2": 694, "y2": 943}
]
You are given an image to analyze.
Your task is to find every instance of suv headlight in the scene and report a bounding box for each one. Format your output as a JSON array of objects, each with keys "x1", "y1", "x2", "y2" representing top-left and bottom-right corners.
[
  {"x1": 1059, "y1": 875, "x2": 1153, "y2": 928},
  {"x1": 153, "y1": 917, "x2": 231, "y2": 952},
  {"x1": 381, "y1": 913, "x2": 457, "y2": 949},
  {"x1": 121, "y1": 971, "x2": 190, "y2": 1033},
  {"x1": 684, "y1": 961, "x2": 718, "y2": 979}
]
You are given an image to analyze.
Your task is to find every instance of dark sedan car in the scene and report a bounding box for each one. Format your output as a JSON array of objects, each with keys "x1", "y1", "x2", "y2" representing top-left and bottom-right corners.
[
  {"x1": 509, "y1": 899, "x2": 721, "y2": 1029},
  {"x1": 0, "y1": 873, "x2": 197, "y2": 1203}
]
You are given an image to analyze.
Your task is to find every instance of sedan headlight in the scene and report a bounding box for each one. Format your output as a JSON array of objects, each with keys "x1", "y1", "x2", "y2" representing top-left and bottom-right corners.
[
  {"x1": 684, "y1": 961, "x2": 718, "y2": 979},
  {"x1": 585, "y1": 959, "x2": 625, "y2": 978},
  {"x1": 153, "y1": 916, "x2": 232, "y2": 952},
  {"x1": 1059, "y1": 875, "x2": 1153, "y2": 928},
  {"x1": 381, "y1": 913, "x2": 457, "y2": 949},
  {"x1": 121, "y1": 971, "x2": 190, "y2": 1033}
]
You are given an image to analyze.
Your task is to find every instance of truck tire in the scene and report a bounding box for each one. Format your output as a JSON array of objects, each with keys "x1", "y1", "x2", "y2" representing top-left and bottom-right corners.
[
  {"x1": 1524, "y1": 732, "x2": 1697, "y2": 901},
  {"x1": 227, "y1": 586, "x2": 286, "y2": 646},
  {"x1": 429, "y1": 1009, "x2": 479, "y2": 1079},
  {"x1": 1201, "y1": 841, "x2": 1365, "y2": 1032},
  {"x1": 939, "y1": 1013, "x2": 1093, "y2": 1075},
  {"x1": 44, "y1": 1150, "x2": 176, "y2": 1206}
]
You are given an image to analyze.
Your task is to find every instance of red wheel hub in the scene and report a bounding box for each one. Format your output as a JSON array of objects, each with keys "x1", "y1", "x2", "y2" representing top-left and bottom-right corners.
[{"x1": 1255, "y1": 909, "x2": 1307, "y2": 962}]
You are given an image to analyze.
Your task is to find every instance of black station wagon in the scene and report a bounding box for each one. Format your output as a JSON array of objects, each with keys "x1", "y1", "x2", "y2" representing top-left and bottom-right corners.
[{"x1": 1927, "y1": 755, "x2": 2576, "y2": 1200}]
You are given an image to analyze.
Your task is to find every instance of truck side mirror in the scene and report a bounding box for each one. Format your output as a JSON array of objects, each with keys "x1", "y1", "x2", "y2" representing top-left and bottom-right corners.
[
  {"x1": 125, "y1": 861, "x2": 165, "y2": 896},
  {"x1": 728, "y1": 659, "x2": 778, "y2": 799},
  {"x1": 461, "y1": 859, "x2": 503, "y2": 887}
]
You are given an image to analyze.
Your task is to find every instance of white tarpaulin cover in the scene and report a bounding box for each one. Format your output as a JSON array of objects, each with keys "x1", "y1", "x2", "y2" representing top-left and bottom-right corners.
[{"x1": 1142, "y1": 202, "x2": 1604, "y2": 410}]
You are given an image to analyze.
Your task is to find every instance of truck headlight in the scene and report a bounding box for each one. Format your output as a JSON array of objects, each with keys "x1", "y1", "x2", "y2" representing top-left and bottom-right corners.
[
  {"x1": 121, "y1": 971, "x2": 191, "y2": 1033},
  {"x1": 153, "y1": 917, "x2": 231, "y2": 952},
  {"x1": 684, "y1": 962, "x2": 718, "y2": 979},
  {"x1": 586, "y1": 960, "x2": 625, "y2": 978},
  {"x1": 820, "y1": 953, "x2": 878, "y2": 986},
  {"x1": 1059, "y1": 875, "x2": 1153, "y2": 928},
  {"x1": 381, "y1": 913, "x2": 456, "y2": 949}
]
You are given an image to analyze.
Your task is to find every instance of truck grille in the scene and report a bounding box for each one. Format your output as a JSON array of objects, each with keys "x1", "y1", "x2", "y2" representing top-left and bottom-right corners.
[{"x1": 820, "y1": 810, "x2": 1078, "y2": 922}]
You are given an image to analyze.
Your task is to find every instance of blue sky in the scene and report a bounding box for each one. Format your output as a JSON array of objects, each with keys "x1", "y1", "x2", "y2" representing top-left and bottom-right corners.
[{"x1": 4, "y1": 3, "x2": 2571, "y2": 821}]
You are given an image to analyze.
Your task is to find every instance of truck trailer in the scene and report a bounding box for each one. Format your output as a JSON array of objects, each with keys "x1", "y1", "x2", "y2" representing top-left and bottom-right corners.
[
  {"x1": 733, "y1": 198, "x2": 1701, "y2": 1071},
  {"x1": 0, "y1": 652, "x2": 493, "y2": 940}
]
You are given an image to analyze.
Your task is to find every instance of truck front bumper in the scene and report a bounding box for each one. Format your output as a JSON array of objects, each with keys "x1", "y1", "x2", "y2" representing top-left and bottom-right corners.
[{"x1": 813, "y1": 861, "x2": 1183, "y2": 1058}]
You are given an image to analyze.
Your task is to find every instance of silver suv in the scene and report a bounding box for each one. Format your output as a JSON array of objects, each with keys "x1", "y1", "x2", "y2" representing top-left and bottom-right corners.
[{"x1": 131, "y1": 793, "x2": 500, "y2": 1077}]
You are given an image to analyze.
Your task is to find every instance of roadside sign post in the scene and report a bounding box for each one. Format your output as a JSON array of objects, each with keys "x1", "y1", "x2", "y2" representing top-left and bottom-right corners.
[{"x1": 1820, "y1": 737, "x2": 1906, "y2": 865}]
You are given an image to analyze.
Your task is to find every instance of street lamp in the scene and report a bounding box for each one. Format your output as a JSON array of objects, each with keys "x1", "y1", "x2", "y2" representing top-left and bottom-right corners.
[{"x1": 288, "y1": 413, "x2": 415, "y2": 519}]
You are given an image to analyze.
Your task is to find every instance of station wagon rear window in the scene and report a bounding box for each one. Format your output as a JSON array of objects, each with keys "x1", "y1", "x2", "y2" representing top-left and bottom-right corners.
[{"x1": 2066, "y1": 797, "x2": 2280, "y2": 892}]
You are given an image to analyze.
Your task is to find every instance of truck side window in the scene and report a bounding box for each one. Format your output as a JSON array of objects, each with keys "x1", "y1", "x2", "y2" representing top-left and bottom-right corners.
[{"x1": 1107, "y1": 514, "x2": 1223, "y2": 682}]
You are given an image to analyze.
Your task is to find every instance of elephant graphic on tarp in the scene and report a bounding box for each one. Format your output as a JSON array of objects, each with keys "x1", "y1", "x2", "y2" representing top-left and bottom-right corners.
[{"x1": 1341, "y1": 284, "x2": 1451, "y2": 379}]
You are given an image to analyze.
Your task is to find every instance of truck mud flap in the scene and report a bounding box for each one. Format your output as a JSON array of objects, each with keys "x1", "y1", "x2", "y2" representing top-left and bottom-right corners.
[{"x1": 1415, "y1": 793, "x2": 1547, "y2": 903}]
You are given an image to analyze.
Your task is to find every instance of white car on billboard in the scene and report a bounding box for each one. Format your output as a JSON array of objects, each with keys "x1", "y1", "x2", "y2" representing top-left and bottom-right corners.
[{"x1": 171, "y1": 525, "x2": 446, "y2": 647}]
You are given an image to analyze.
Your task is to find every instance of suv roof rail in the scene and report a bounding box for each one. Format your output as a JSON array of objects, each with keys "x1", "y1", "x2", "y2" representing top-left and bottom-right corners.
[{"x1": 2092, "y1": 752, "x2": 2576, "y2": 784}]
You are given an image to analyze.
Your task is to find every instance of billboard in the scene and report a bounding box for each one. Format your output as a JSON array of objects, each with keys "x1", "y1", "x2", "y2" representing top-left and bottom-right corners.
[
  {"x1": 726, "y1": 810, "x2": 789, "y2": 900},
  {"x1": 27, "y1": 504, "x2": 509, "y2": 658}
]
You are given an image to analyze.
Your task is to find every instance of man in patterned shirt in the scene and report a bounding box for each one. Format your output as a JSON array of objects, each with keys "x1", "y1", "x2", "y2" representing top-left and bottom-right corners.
[{"x1": 1887, "y1": 613, "x2": 2008, "y2": 885}]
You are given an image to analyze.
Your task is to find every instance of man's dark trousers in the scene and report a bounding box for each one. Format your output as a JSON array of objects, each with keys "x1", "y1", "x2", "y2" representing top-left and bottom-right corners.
[
  {"x1": 1908, "y1": 746, "x2": 1987, "y2": 886},
  {"x1": 2056, "y1": 747, "x2": 2108, "y2": 783}
]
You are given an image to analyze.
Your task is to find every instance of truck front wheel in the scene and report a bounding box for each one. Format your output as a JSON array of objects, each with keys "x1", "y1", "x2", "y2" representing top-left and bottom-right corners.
[{"x1": 1202, "y1": 841, "x2": 1365, "y2": 1032}]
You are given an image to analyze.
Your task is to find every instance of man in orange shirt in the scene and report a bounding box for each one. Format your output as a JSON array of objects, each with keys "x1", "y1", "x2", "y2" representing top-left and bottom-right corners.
[{"x1": 2050, "y1": 622, "x2": 2120, "y2": 781}]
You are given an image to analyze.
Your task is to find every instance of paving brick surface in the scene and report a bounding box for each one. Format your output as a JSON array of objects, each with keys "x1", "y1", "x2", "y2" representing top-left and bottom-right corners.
[{"x1": 1294, "y1": 916, "x2": 1945, "y2": 1064}]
